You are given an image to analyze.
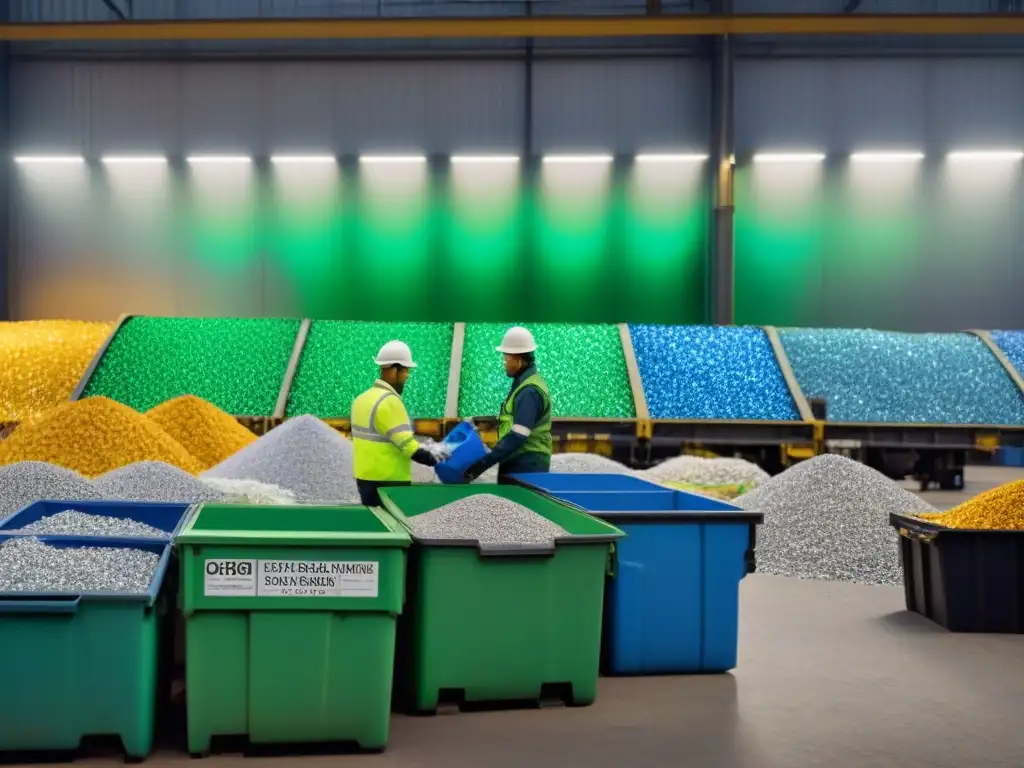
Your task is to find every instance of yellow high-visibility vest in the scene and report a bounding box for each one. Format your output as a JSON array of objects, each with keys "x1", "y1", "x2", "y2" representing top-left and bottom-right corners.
[{"x1": 351, "y1": 380, "x2": 419, "y2": 482}]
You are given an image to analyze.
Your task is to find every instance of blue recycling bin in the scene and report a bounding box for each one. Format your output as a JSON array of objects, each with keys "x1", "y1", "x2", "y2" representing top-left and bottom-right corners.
[
  {"x1": 0, "y1": 500, "x2": 195, "y2": 544},
  {"x1": 512, "y1": 472, "x2": 763, "y2": 675},
  {"x1": 435, "y1": 421, "x2": 489, "y2": 484}
]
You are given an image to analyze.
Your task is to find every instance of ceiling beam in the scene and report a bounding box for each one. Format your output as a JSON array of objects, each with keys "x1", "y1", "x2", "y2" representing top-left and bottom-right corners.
[{"x1": 2, "y1": 15, "x2": 1024, "y2": 41}]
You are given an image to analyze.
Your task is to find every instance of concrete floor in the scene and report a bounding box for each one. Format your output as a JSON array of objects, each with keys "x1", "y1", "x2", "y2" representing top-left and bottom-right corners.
[
  {"x1": 17, "y1": 467, "x2": 1024, "y2": 768},
  {"x1": 903, "y1": 464, "x2": 1024, "y2": 510}
]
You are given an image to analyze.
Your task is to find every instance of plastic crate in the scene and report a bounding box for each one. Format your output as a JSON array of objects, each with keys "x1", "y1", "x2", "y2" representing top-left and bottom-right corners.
[
  {"x1": 0, "y1": 535, "x2": 173, "y2": 759},
  {"x1": 514, "y1": 473, "x2": 763, "y2": 675},
  {"x1": 435, "y1": 421, "x2": 488, "y2": 484},
  {"x1": 176, "y1": 503, "x2": 411, "y2": 754},
  {"x1": 890, "y1": 513, "x2": 1024, "y2": 633},
  {"x1": 0, "y1": 500, "x2": 194, "y2": 543},
  {"x1": 379, "y1": 485, "x2": 623, "y2": 713}
]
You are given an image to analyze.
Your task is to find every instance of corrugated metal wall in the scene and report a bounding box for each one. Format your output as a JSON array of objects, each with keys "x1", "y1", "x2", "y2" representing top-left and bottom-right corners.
[
  {"x1": 11, "y1": 60, "x2": 526, "y2": 154},
  {"x1": 9, "y1": 48, "x2": 1024, "y2": 329},
  {"x1": 8, "y1": 57, "x2": 710, "y2": 321},
  {"x1": 9, "y1": 0, "x2": 1011, "y2": 20},
  {"x1": 8, "y1": 0, "x2": 655, "y2": 22},
  {"x1": 733, "y1": 57, "x2": 1024, "y2": 331},
  {"x1": 10, "y1": 58, "x2": 705, "y2": 155}
]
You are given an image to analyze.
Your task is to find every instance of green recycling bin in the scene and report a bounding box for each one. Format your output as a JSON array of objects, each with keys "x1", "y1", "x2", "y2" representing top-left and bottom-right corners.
[
  {"x1": 380, "y1": 485, "x2": 623, "y2": 714},
  {"x1": 177, "y1": 504, "x2": 410, "y2": 755}
]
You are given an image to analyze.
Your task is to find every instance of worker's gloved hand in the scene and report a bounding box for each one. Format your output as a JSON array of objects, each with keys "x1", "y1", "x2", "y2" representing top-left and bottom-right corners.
[
  {"x1": 424, "y1": 440, "x2": 452, "y2": 461},
  {"x1": 412, "y1": 448, "x2": 439, "y2": 467},
  {"x1": 462, "y1": 459, "x2": 489, "y2": 483}
]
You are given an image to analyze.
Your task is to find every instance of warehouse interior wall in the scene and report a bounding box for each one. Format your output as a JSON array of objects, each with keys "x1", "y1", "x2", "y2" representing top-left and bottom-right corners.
[
  {"x1": 734, "y1": 57, "x2": 1024, "y2": 332},
  {"x1": 10, "y1": 53, "x2": 1024, "y2": 331},
  {"x1": 8, "y1": 58, "x2": 709, "y2": 324}
]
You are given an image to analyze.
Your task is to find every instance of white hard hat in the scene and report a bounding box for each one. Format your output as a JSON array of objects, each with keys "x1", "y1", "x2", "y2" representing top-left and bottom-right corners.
[
  {"x1": 496, "y1": 326, "x2": 537, "y2": 355},
  {"x1": 374, "y1": 340, "x2": 417, "y2": 369}
]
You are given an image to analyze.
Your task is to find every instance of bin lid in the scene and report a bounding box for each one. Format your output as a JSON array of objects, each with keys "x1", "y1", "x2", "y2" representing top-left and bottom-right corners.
[
  {"x1": 890, "y1": 512, "x2": 1024, "y2": 538},
  {"x1": 176, "y1": 504, "x2": 411, "y2": 547},
  {"x1": 379, "y1": 485, "x2": 624, "y2": 553},
  {"x1": 581, "y1": 508, "x2": 764, "y2": 524},
  {"x1": 511, "y1": 472, "x2": 672, "y2": 493},
  {"x1": 0, "y1": 499, "x2": 193, "y2": 541}
]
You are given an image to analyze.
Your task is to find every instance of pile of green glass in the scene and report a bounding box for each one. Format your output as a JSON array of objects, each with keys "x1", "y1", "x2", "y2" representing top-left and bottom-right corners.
[
  {"x1": 83, "y1": 317, "x2": 300, "y2": 415},
  {"x1": 286, "y1": 321, "x2": 452, "y2": 419},
  {"x1": 458, "y1": 324, "x2": 635, "y2": 419}
]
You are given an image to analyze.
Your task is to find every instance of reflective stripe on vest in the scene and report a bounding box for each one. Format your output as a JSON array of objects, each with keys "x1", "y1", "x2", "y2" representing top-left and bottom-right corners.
[
  {"x1": 497, "y1": 372, "x2": 552, "y2": 461},
  {"x1": 351, "y1": 385, "x2": 413, "y2": 483}
]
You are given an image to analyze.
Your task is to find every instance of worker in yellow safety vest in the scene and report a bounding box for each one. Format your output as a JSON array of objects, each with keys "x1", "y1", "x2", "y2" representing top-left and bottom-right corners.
[
  {"x1": 351, "y1": 340, "x2": 439, "y2": 506},
  {"x1": 462, "y1": 326, "x2": 552, "y2": 484}
]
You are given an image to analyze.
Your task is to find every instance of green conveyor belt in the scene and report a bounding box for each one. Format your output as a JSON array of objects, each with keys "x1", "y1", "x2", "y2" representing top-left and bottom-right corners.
[
  {"x1": 458, "y1": 323, "x2": 635, "y2": 419},
  {"x1": 286, "y1": 321, "x2": 452, "y2": 420}
]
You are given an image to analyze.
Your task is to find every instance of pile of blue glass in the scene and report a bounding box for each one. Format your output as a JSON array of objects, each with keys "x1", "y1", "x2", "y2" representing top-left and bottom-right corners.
[
  {"x1": 629, "y1": 325, "x2": 800, "y2": 421},
  {"x1": 780, "y1": 329, "x2": 1024, "y2": 424}
]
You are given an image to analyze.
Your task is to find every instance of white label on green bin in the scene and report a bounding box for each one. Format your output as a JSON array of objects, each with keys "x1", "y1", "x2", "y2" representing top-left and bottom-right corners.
[
  {"x1": 204, "y1": 558, "x2": 379, "y2": 598},
  {"x1": 257, "y1": 560, "x2": 378, "y2": 598},
  {"x1": 204, "y1": 559, "x2": 258, "y2": 596}
]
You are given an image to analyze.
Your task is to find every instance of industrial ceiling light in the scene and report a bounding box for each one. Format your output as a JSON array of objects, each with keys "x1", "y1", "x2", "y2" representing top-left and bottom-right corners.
[
  {"x1": 947, "y1": 150, "x2": 1024, "y2": 161},
  {"x1": 450, "y1": 155, "x2": 520, "y2": 165},
  {"x1": 752, "y1": 152, "x2": 826, "y2": 164},
  {"x1": 186, "y1": 155, "x2": 252, "y2": 164},
  {"x1": 359, "y1": 155, "x2": 427, "y2": 164},
  {"x1": 270, "y1": 154, "x2": 336, "y2": 164},
  {"x1": 542, "y1": 154, "x2": 614, "y2": 165},
  {"x1": 101, "y1": 155, "x2": 167, "y2": 165},
  {"x1": 850, "y1": 151, "x2": 924, "y2": 163},
  {"x1": 13, "y1": 155, "x2": 85, "y2": 165},
  {"x1": 635, "y1": 153, "x2": 709, "y2": 163}
]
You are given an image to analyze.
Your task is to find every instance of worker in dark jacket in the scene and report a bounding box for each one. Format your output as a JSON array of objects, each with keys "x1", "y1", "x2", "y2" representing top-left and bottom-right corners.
[{"x1": 463, "y1": 326, "x2": 552, "y2": 484}]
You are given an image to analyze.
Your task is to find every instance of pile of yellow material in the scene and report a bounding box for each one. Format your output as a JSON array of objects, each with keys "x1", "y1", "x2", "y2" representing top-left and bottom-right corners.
[
  {"x1": 0, "y1": 320, "x2": 113, "y2": 422},
  {"x1": 917, "y1": 479, "x2": 1024, "y2": 530},
  {"x1": 0, "y1": 397, "x2": 201, "y2": 477},
  {"x1": 657, "y1": 480, "x2": 751, "y2": 501},
  {"x1": 148, "y1": 395, "x2": 256, "y2": 470}
]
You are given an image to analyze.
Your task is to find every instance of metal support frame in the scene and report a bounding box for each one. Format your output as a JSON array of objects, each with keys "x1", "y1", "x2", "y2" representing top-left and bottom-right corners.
[
  {"x1": 617, "y1": 324, "x2": 652, "y2": 440},
  {"x1": 708, "y1": 10, "x2": 734, "y2": 326},
  {"x1": 762, "y1": 326, "x2": 814, "y2": 423},
  {"x1": 521, "y1": 28, "x2": 537, "y2": 313},
  {"x1": 70, "y1": 313, "x2": 132, "y2": 401},
  {"x1": 273, "y1": 318, "x2": 311, "y2": 420},
  {"x1": 966, "y1": 330, "x2": 1024, "y2": 399},
  {"x1": 444, "y1": 323, "x2": 466, "y2": 421},
  {"x1": 0, "y1": 2, "x2": 8, "y2": 321},
  {"x1": 7, "y1": 16, "x2": 1024, "y2": 41}
]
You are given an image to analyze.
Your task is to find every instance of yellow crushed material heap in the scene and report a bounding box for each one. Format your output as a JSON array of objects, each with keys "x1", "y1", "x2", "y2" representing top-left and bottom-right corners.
[
  {"x1": 0, "y1": 320, "x2": 113, "y2": 423},
  {"x1": 0, "y1": 396, "x2": 202, "y2": 478},
  {"x1": 917, "y1": 479, "x2": 1024, "y2": 530},
  {"x1": 659, "y1": 480, "x2": 750, "y2": 501},
  {"x1": 147, "y1": 395, "x2": 256, "y2": 471}
]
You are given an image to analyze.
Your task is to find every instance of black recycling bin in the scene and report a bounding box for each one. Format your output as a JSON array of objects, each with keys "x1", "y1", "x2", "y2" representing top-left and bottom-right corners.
[{"x1": 890, "y1": 513, "x2": 1024, "y2": 633}]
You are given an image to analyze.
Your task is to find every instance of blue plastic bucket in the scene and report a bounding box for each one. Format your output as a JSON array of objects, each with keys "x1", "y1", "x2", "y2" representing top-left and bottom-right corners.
[{"x1": 435, "y1": 422, "x2": 489, "y2": 484}]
